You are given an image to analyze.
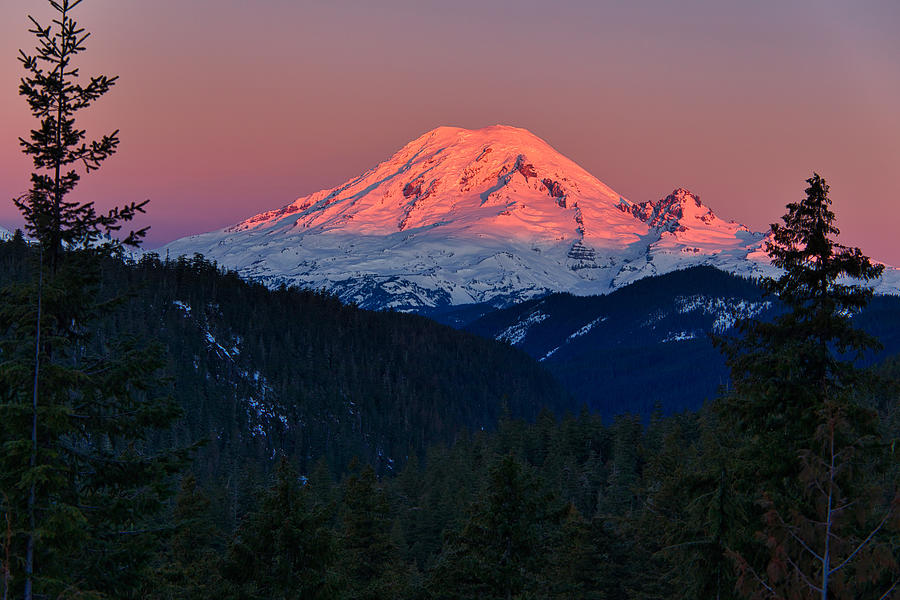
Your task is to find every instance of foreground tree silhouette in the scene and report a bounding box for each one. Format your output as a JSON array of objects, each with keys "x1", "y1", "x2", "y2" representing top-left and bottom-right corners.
[
  {"x1": 721, "y1": 174, "x2": 884, "y2": 453},
  {"x1": 717, "y1": 174, "x2": 899, "y2": 599},
  {"x1": 0, "y1": 1, "x2": 184, "y2": 598}
]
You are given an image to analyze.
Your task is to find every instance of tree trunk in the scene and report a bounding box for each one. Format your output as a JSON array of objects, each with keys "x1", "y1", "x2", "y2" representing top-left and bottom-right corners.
[{"x1": 25, "y1": 256, "x2": 43, "y2": 600}]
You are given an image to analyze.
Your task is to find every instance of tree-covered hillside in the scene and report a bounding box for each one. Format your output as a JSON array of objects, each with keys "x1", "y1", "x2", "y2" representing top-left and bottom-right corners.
[
  {"x1": 0, "y1": 237, "x2": 572, "y2": 486},
  {"x1": 467, "y1": 265, "x2": 900, "y2": 417}
]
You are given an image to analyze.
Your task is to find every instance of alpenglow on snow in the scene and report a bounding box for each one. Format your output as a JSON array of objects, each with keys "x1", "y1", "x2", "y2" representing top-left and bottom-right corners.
[{"x1": 163, "y1": 126, "x2": 899, "y2": 309}]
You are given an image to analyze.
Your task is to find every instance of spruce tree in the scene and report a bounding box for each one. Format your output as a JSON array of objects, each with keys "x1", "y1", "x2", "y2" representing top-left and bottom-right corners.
[
  {"x1": 15, "y1": 0, "x2": 147, "y2": 268},
  {"x1": 0, "y1": 1, "x2": 184, "y2": 598},
  {"x1": 152, "y1": 475, "x2": 226, "y2": 600},
  {"x1": 542, "y1": 504, "x2": 621, "y2": 599},
  {"x1": 638, "y1": 409, "x2": 744, "y2": 599}
]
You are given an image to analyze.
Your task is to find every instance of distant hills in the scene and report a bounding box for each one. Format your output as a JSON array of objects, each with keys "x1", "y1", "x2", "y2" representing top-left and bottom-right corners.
[{"x1": 466, "y1": 266, "x2": 900, "y2": 417}]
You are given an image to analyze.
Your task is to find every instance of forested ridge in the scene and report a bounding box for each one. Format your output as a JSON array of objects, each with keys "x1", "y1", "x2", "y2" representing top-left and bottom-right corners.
[
  {"x1": 0, "y1": 236, "x2": 572, "y2": 480},
  {"x1": 467, "y1": 265, "x2": 900, "y2": 418}
]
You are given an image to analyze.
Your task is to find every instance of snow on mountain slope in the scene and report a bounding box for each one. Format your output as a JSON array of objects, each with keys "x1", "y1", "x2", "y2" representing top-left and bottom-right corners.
[{"x1": 163, "y1": 126, "x2": 899, "y2": 309}]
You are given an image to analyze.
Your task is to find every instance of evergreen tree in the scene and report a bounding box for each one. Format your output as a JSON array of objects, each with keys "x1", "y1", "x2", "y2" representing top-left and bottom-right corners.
[
  {"x1": 428, "y1": 454, "x2": 560, "y2": 600},
  {"x1": 15, "y1": 0, "x2": 146, "y2": 268},
  {"x1": 598, "y1": 415, "x2": 642, "y2": 516},
  {"x1": 718, "y1": 173, "x2": 884, "y2": 481},
  {"x1": 0, "y1": 1, "x2": 183, "y2": 597},
  {"x1": 224, "y1": 458, "x2": 338, "y2": 600},
  {"x1": 716, "y1": 174, "x2": 898, "y2": 598},
  {"x1": 152, "y1": 475, "x2": 226, "y2": 600},
  {"x1": 338, "y1": 464, "x2": 414, "y2": 599},
  {"x1": 730, "y1": 404, "x2": 899, "y2": 599},
  {"x1": 638, "y1": 409, "x2": 744, "y2": 599},
  {"x1": 541, "y1": 504, "x2": 624, "y2": 599}
]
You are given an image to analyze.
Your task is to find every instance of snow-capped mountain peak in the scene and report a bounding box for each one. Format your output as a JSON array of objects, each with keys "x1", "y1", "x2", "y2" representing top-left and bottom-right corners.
[
  {"x1": 623, "y1": 188, "x2": 726, "y2": 233},
  {"x1": 163, "y1": 125, "x2": 898, "y2": 309},
  {"x1": 225, "y1": 124, "x2": 624, "y2": 245}
]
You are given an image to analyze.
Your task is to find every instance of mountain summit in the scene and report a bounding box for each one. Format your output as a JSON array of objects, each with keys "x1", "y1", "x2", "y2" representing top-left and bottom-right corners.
[{"x1": 162, "y1": 126, "x2": 894, "y2": 309}]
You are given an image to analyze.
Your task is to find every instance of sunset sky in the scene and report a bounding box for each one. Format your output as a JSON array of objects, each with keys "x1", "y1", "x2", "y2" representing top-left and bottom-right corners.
[{"x1": 1, "y1": 0, "x2": 898, "y2": 264}]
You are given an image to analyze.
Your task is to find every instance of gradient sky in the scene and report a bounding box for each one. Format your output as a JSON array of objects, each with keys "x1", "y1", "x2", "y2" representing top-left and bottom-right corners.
[{"x1": 2, "y1": 0, "x2": 899, "y2": 264}]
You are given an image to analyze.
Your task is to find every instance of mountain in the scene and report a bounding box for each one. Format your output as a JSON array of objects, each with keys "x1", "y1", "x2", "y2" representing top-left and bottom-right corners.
[
  {"x1": 166, "y1": 125, "x2": 862, "y2": 310},
  {"x1": 466, "y1": 266, "x2": 900, "y2": 417}
]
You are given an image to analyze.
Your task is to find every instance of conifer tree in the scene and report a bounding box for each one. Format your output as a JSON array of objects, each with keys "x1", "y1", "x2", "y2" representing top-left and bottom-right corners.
[
  {"x1": 15, "y1": 0, "x2": 147, "y2": 268},
  {"x1": 719, "y1": 174, "x2": 884, "y2": 478},
  {"x1": 0, "y1": 1, "x2": 184, "y2": 598},
  {"x1": 152, "y1": 475, "x2": 226, "y2": 600},
  {"x1": 716, "y1": 174, "x2": 898, "y2": 598},
  {"x1": 224, "y1": 459, "x2": 338, "y2": 600},
  {"x1": 730, "y1": 404, "x2": 899, "y2": 599},
  {"x1": 599, "y1": 415, "x2": 642, "y2": 516},
  {"x1": 638, "y1": 410, "x2": 744, "y2": 599},
  {"x1": 338, "y1": 464, "x2": 414, "y2": 599},
  {"x1": 542, "y1": 504, "x2": 621, "y2": 599},
  {"x1": 428, "y1": 454, "x2": 560, "y2": 600}
]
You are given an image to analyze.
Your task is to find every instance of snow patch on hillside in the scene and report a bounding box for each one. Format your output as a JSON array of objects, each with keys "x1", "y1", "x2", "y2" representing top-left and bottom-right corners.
[
  {"x1": 172, "y1": 300, "x2": 286, "y2": 439},
  {"x1": 675, "y1": 295, "x2": 773, "y2": 332},
  {"x1": 496, "y1": 310, "x2": 549, "y2": 345},
  {"x1": 663, "y1": 331, "x2": 698, "y2": 343},
  {"x1": 242, "y1": 374, "x2": 286, "y2": 438},
  {"x1": 539, "y1": 346, "x2": 560, "y2": 362},
  {"x1": 568, "y1": 316, "x2": 607, "y2": 340}
]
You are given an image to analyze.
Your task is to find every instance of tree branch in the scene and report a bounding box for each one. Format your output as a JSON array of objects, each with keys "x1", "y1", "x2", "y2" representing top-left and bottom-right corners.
[
  {"x1": 829, "y1": 511, "x2": 890, "y2": 575},
  {"x1": 785, "y1": 553, "x2": 823, "y2": 593},
  {"x1": 878, "y1": 577, "x2": 900, "y2": 600}
]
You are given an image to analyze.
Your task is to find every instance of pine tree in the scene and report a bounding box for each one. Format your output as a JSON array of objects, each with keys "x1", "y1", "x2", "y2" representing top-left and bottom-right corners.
[
  {"x1": 15, "y1": 0, "x2": 147, "y2": 269},
  {"x1": 542, "y1": 504, "x2": 619, "y2": 599},
  {"x1": 0, "y1": 1, "x2": 184, "y2": 597},
  {"x1": 638, "y1": 409, "x2": 744, "y2": 599},
  {"x1": 716, "y1": 174, "x2": 899, "y2": 598},
  {"x1": 730, "y1": 404, "x2": 899, "y2": 599},
  {"x1": 599, "y1": 415, "x2": 642, "y2": 516}
]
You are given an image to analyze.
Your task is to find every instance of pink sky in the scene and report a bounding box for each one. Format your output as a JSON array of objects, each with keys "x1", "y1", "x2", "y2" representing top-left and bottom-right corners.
[{"x1": 2, "y1": 0, "x2": 899, "y2": 264}]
